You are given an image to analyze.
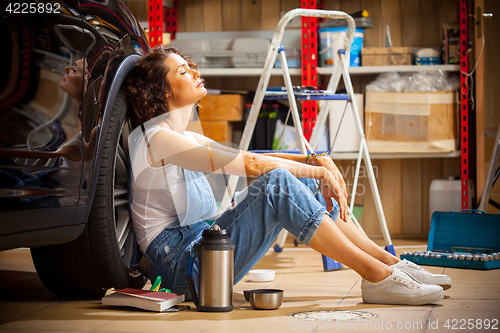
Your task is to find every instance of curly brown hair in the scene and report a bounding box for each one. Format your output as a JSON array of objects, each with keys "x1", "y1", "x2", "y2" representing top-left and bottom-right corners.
[{"x1": 123, "y1": 45, "x2": 201, "y2": 129}]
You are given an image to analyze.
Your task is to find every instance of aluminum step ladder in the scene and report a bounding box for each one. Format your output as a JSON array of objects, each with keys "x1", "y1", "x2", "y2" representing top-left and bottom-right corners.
[
  {"x1": 478, "y1": 122, "x2": 500, "y2": 211},
  {"x1": 218, "y1": 8, "x2": 395, "y2": 266}
]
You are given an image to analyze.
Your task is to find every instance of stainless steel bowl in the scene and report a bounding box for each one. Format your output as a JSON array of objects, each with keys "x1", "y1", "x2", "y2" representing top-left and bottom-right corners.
[{"x1": 244, "y1": 289, "x2": 284, "y2": 310}]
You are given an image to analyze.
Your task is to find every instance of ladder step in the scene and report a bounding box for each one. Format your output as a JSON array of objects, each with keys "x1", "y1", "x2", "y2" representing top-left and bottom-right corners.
[
  {"x1": 251, "y1": 150, "x2": 330, "y2": 154},
  {"x1": 264, "y1": 92, "x2": 350, "y2": 101}
]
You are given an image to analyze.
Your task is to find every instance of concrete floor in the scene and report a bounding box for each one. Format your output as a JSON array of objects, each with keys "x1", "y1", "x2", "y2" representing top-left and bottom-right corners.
[{"x1": 1, "y1": 238, "x2": 499, "y2": 333}]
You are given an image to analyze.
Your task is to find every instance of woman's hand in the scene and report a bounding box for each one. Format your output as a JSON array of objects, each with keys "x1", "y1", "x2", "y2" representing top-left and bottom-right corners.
[
  {"x1": 314, "y1": 156, "x2": 347, "y2": 196},
  {"x1": 309, "y1": 156, "x2": 348, "y2": 219},
  {"x1": 319, "y1": 171, "x2": 348, "y2": 222}
]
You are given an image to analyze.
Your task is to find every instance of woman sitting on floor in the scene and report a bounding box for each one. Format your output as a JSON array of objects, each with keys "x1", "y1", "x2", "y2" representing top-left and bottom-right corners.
[{"x1": 123, "y1": 45, "x2": 451, "y2": 306}]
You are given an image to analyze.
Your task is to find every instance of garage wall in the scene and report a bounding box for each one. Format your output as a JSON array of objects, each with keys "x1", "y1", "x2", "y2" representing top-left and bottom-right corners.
[
  {"x1": 123, "y1": 0, "x2": 499, "y2": 239},
  {"x1": 174, "y1": 0, "x2": 457, "y2": 46}
]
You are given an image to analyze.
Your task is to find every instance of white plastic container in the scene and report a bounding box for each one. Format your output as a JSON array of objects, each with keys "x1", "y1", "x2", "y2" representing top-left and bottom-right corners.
[
  {"x1": 169, "y1": 39, "x2": 208, "y2": 67},
  {"x1": 248, "y1": 269, "x2": 275, "y2": 282},
  {"x1": 328, "y1": 93, "x2": 363, "y2": 152},
  {"x1": 429, "y1": 179, "x2": 461, "y2": 225},
  {"x1": 319, "y1": 27, "x2": 364, "y2": 67},
  {"x1": 232, "y1": 38, "x2": 270, "y2": 68},
  {"x1": 206, "y1": 39, "x2": 233, "y2": 68}
]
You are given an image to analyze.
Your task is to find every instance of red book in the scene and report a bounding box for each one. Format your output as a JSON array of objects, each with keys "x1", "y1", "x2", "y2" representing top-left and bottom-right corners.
[{"x1": 102, "y1": 288, "x2": 185, "y2": 312}]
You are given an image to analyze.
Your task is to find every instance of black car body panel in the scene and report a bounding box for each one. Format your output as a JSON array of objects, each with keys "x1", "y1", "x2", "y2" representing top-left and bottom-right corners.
[{"x1": 0, "y1": 0, "x2": 149, "y2": 251}]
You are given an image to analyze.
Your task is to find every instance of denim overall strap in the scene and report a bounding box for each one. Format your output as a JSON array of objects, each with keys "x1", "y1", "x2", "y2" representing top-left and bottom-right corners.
[{"x1": 179, "y1": 169, "x2": 217, "y2": 227}]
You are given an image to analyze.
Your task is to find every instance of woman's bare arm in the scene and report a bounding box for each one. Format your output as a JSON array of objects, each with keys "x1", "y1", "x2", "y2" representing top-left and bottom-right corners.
[
  {"x1": 189, "y1": 131, "x2": 347, "y2": 196},
  {"x1": 148, "y1": 129, "x2": 321, "y2": 179},
  {"x1": 146, "y1": 128, "x2": 348, "y2": 220},
  {"x1": 188, "y1": 131, "x2": 308, "y2": 162}
]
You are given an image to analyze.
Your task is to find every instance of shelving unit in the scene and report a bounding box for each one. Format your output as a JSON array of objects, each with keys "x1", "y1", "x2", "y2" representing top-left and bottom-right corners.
[
  {"x1": 141, "y1": 1, "x2": 471, "y2": 238},
  {"x1": 166, "y1": 0, "x2": 479, "y2": 239},
  {"x1": 147, "y1": 1, "x2": 463, "y2": 164},
  {"x1": 200, "y1": 64, "x2": 460, "y2": 77},
  {"x1": 201, "y1": 63, "x2": 461, "y2": 161},
  {"x1": 331, "y1": 151, "x2": 460, "y2": 160}
]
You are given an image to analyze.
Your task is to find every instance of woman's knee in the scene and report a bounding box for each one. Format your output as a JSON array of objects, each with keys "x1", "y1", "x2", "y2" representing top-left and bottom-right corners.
[
  {"x1": 265, "y1": 167, "x2": 298, "y2": 184},
  {"x1": 264, "y1": 168, "x2": 303, "y2": 193},
  {"x1": 251, "y1": 168, "x2": 316, "y2": 205},
  {"x1": 267, "y1": 167, "x2": 292, "y2": 178}
]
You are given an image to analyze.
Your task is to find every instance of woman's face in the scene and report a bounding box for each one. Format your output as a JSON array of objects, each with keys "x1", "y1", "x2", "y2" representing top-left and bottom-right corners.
[
  {"x1": 164, "y1": 53, "x2": 206, "y2": 109},
  {"x1": 60, "y1": 59, "x2": 89, "y2": 104}
]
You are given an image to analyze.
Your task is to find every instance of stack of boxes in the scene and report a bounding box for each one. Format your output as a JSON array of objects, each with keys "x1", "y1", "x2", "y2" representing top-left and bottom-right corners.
[
  {"x1": 361, "y1": 47, "x2": 413, "y2": 66},
  {"x1": 188, "y1": 94, "x2": 244, "y2": 143}
]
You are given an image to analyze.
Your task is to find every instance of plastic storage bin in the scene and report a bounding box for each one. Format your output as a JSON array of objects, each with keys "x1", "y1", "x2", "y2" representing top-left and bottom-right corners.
[
  {"x1": 170, "y1": 39, "x2": 208, "y2": 67},
  {"x1": 274, "y1": 48, "x2": 301, "y2": 68},
  {"x1": 232, "y1": 38, "x2": 270, "y2": 68},
  {"x1": 171, "y1": 38, "x2": 269, "y2": 68},
  {"x1": 429, "y1": 179, "x2": 461, "y2": 225},
  {"x1": 318, "y1": 27, "x2": 364, "y2": 67}
]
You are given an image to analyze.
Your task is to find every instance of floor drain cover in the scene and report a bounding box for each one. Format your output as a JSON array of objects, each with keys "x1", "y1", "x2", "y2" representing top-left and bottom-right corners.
[{"x1": 290, "y1": 310, "x2": 377, "y2": 322}]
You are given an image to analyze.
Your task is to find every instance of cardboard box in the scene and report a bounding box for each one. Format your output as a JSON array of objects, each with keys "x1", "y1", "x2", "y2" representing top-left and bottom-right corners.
[
  {"x1": 361, "y1": 47, "x2": 413, "y2": 66},
  {"x1": 365, "y1": 91, "x2": 458, "y2": 153},
  {"x1": 198, "y1": 94, "x2": 244, "y2": 121},
  {"x1": 187, "y1": 120, "x2": 233, "y2": 143}
]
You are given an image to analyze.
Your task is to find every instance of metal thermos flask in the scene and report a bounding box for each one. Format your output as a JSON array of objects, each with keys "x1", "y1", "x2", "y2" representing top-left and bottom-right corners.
[{"x1": 187, "y1": 224, "x2": 235, "y2": 312}]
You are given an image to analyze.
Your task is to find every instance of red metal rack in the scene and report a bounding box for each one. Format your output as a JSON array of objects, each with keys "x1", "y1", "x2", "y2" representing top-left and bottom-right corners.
[
  {"x1": 148, "y1": 0, "x2": 163, "y2": 47},
  {"x1": 164, "y1": 4, "x2": 177, "y2": 40},
  {"x1": 148, "y1": 0, "x2": 177, "y2": 48},
  {"x1": 301, "y1": 0, "x2": 318, "y2": 141},
  {"x1": 460, "y1": 0, "x2": 469, "y2": 209}
]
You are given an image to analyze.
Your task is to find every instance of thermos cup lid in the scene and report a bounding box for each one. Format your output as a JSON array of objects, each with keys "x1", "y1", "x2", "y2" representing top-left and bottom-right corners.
[
  {"x1": 202, "y1": 223, "x2": 231, "y2": 239},
  {"x1": 196, "y1": 224, "x2": 235, "y2": 251}
]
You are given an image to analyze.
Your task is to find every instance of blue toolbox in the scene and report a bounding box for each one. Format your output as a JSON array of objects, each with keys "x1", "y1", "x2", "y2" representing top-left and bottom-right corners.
[{"x1": 400, "y1": 211, "x2": 500, "y2": 270}]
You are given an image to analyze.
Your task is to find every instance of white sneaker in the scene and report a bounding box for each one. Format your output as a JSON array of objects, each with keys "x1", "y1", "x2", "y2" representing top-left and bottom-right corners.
[
  {"x1": 392, "y1": 259, "x2": 452, "y2": 290},
  {"x1": 361, "y1": 268, "x2": 444, "y2": 306}
]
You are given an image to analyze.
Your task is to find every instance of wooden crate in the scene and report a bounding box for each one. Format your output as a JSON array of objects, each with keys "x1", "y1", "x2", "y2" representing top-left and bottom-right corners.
[
  {"x1": 198, "y1": 94, "x2": 244, "y2": 121},
  {"x1": 186, "y1": 120, "x2": 233, "y2": 143},
  {"x1": 365, "y1": 91, "x2": 458, "y2": 153},
  {"x1": 361, "y1": 47, "x2": 413, "y2": 66}
]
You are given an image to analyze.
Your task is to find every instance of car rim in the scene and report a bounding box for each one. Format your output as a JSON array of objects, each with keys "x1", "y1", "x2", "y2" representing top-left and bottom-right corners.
[{"x1": 113, "y1": 121, "x2": 136, "y2": 274}]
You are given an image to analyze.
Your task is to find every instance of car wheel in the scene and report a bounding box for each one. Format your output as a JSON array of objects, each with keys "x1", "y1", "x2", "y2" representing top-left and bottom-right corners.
[{"x1": 30, "y1": 91, "x2": 145, "y2": 297}]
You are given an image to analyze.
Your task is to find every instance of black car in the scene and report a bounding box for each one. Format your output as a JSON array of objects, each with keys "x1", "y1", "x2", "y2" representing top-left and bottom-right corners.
[{"x1": 0, "y1": 0, "x2": 150, "y2": 296}]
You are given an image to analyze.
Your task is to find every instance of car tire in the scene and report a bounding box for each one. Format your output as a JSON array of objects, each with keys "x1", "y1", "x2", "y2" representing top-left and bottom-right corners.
[{"x1": 30, "y1": 91, "x2": 145, "y2": 297}]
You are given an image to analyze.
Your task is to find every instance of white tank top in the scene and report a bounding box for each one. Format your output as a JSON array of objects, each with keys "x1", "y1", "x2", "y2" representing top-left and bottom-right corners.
[{"x1": 129, "y1": 125, "x2": 202, "y2": 253}]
